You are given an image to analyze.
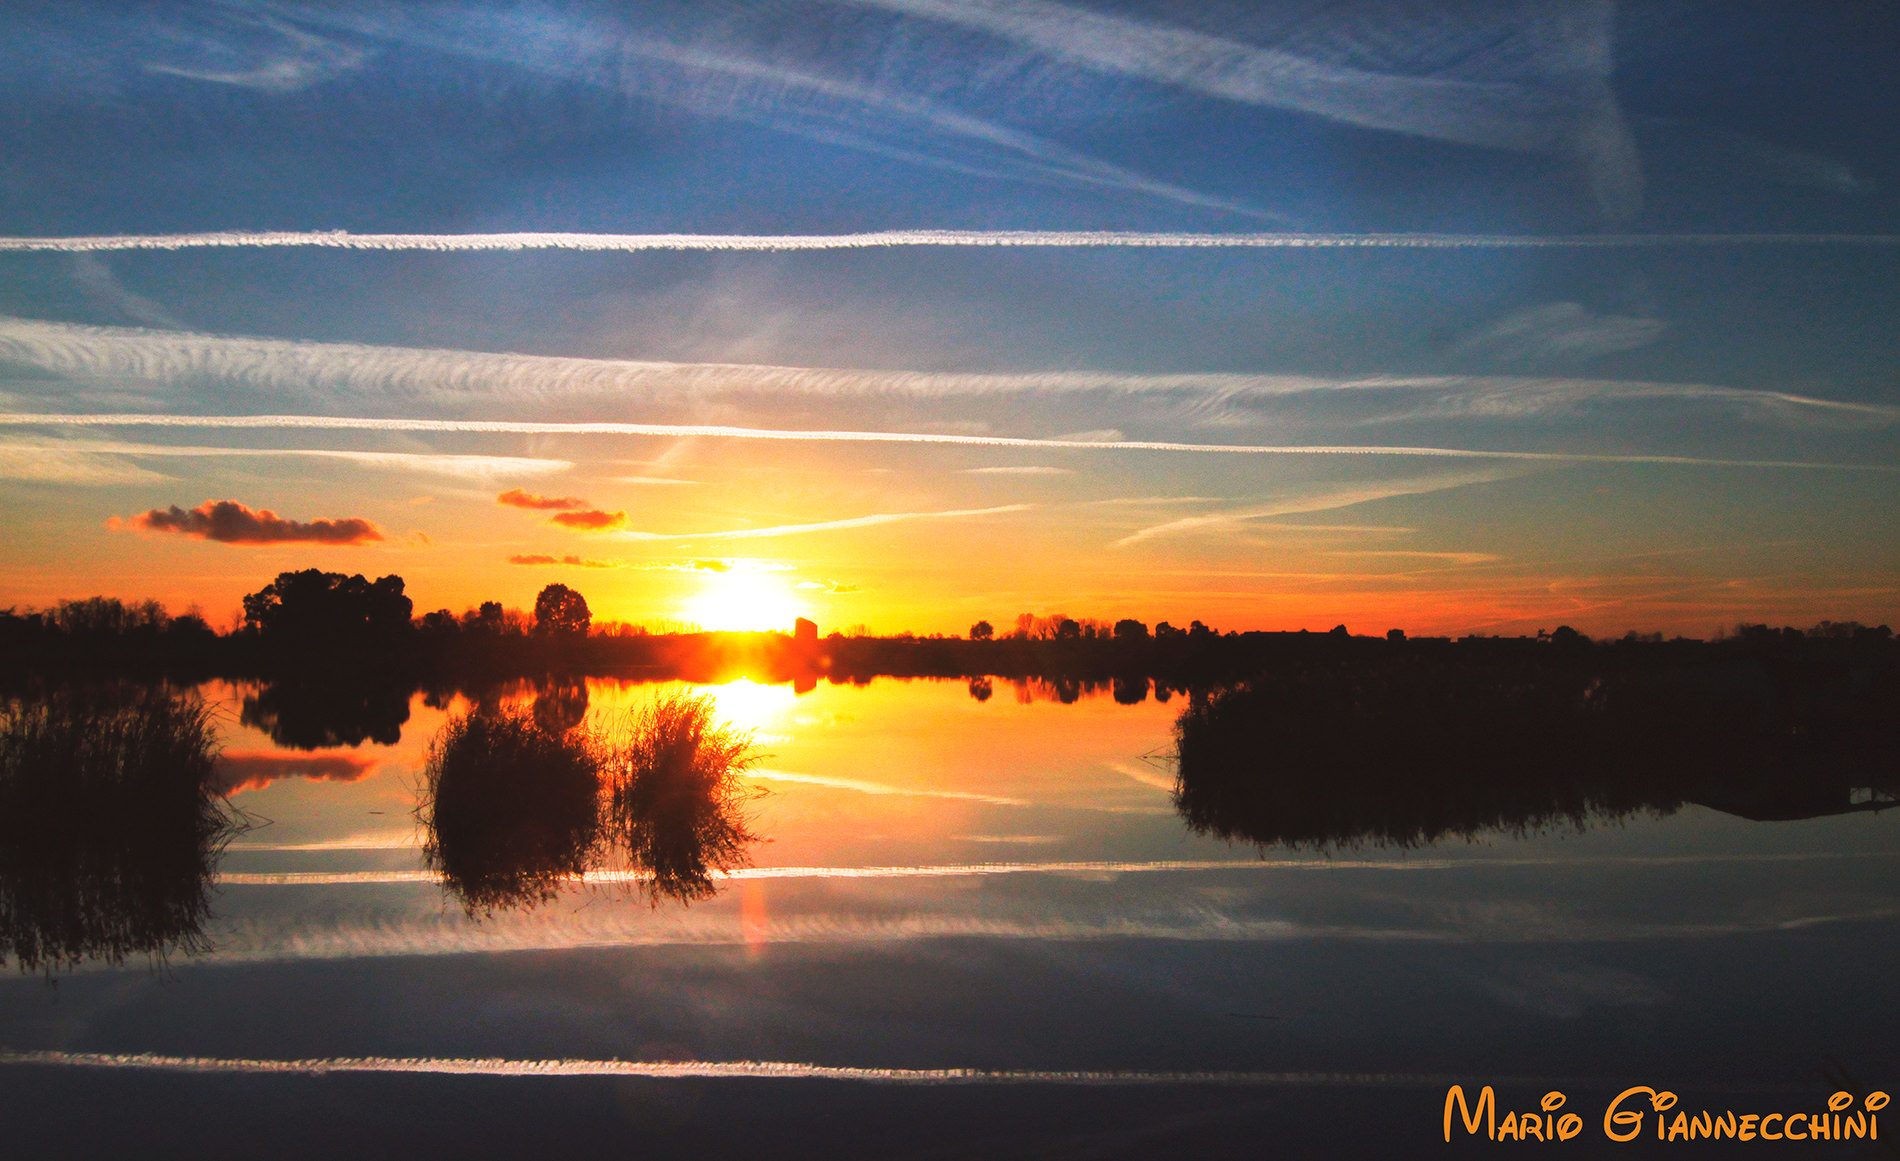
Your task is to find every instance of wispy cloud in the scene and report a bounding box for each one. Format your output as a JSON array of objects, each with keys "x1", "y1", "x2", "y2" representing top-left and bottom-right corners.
[
  {"x1": 0, "y1": 439, "x2": 171, "y2": 485},
  {"x1": 3, "y1": 317, "x2": 1889, "y2": 433},
  {"x1": 69, "y1": 255, "x2": 184, "y2": 329},
  {"x1": 143, "y1": 14, "x2": 370, "y2": 93},
  {"x1": 792, "y1": 579, "x2": 863, "y2": 594},
  {"x1": 621, "y1": 504, "x2": 1029, "y2": 542},
  {"x1": 1112, "y1": 471, "x2": 1513, "y2": 547},
  {"x1": 1455, "y1": 302, "x2": 1667, "y2": 363},
  {"x1": 0, "y1": 433, "x2": 571, "y2": 481},
  {"x1": 1645, "y1": 116, "x2": 1873, "y2": 195},
  {"x1": 5, "y1": 230, "x2": 1895, "y2": 254},
  {"x1": 506, "y1": 555, "x2": 801, "y2": 572},
  {"x1": 115, "y1": 499, "x2": 383, "y2": 545},
  {"x1": 846, "y1": 0, "x2": 1643, "y2": 222},
  {"x1": 247, "y1": 5, "x2": 1270, "y2": 221},
  {"x1": 960, "y1": 465, "x2": 1073, "y2": 475},
  {"x1": 606, "y1": 36, "x2": 1274, "y2": 221},
  {"x1": 1321, "y1": 550, "x2": 1501, "y2": 565},
  {"x1": 5, "y1": 414, "x2": 1895, "y2": 472},
  {"x1": 507, "y1": 554, "x2": 620, "y2": 569},
  {"x1": 682, "y1": 559, "x2": 796, "y2": 573}
]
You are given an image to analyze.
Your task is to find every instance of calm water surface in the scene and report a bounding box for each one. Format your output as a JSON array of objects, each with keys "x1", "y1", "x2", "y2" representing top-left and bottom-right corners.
[{"x1": 3, "y1": 676, "x2": 1897, "y2": 1158}]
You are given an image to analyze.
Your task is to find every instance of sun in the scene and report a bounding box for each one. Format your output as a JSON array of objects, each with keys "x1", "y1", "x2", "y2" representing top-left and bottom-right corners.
[{"x1": 682, "y1": 569, "x2": 811, "y2": 632}]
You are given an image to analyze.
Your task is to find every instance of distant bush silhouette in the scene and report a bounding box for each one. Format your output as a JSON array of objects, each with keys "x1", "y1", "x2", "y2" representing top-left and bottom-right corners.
[
  {"x1": 421, "y1": 707, "x2": 603, "y2": 914},
  {"x1": 0, "y1": 687, "x2": 234, "y2": 974},
  {"x1": 604, "y1": 692, "x2": 762, "y2": 904}
]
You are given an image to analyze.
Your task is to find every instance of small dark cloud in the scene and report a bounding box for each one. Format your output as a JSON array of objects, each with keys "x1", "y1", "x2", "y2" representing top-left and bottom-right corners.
[
  {"x1": 550, "y1": 508, "x2": 627, "y2": 531},
  {"x1": 122, "y1": 499, "x2": 382, "y2": 545},
  {"x1": 507, "y1": 554, "x2": 620, "y2": 568},
  {"x1": 497, "y1": 488, "x2": 587, "y2": 510}
]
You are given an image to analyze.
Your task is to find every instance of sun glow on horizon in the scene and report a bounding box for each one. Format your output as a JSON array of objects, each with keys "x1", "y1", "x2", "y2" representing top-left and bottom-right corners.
[{"x1": 682, "y1": 568, "x2": 812, "y2": 633}]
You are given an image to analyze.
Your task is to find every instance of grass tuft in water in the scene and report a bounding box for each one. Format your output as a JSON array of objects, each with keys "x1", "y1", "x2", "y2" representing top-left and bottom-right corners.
[
  {"x1": 604, "y1": 691, "x2": 763, "y2": 905},
  {"x1": 0, "y1": 686, "x2": 232, "y2": 975},
  {"x1": 420, "y1": 706, "x2": 603, "y2": 914}
]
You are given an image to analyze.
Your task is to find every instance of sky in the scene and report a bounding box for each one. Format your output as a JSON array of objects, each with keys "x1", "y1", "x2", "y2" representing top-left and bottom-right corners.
[{"x1": 0, "y1": 0, "x2": 1896, "y2": 637}]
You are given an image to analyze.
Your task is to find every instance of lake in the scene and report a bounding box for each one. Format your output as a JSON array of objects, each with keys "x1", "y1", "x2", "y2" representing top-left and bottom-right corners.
[{"x1": 3, "y1": 675, "x2": 1897, "y2": 1157}]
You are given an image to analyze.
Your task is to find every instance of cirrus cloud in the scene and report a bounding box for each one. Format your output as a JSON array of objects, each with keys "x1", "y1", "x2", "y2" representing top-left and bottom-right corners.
[
  {"x1": 507, "y1": 554, "x2": 620, "y2": 568},
  {"x1": 116, "y1": 499, "x2": 383, "y2": 545}
]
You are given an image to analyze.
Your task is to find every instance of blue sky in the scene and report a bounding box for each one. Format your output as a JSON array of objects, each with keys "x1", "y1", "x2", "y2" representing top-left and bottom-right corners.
[{"x1": 0, "y1": 0, "x2": 1895, "y2": 635}]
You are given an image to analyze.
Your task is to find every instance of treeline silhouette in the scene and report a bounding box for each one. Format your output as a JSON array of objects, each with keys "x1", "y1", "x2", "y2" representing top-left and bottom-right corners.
[
  {"x1": 0, "y1": 685, "x2": 237, "y2": 975},
  {"x1": 7, "y1": 567, "x2": 1895, "y2": 694},
  {"x1": 1172, "y1": 643, "x2": 1900, "y2": 850}
]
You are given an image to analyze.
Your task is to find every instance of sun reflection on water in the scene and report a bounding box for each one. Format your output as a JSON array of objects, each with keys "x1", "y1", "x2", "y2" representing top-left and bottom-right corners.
[{"x1": 705, "y1": 678, "x2": 798, "y2": 736}]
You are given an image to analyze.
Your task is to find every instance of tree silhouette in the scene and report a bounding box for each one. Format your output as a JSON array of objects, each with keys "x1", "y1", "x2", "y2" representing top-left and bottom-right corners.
[
  {"x1": 533, "y1": 584, "x2": 591, "y2": 637},
  {"x1": 464, "y1": 601, "x2": 506, "y2": 635},
  {"x1": 241, "y1": 570, "x2": 412, "y2": 645},
  {"x1": 970, "y1": 620, "x2": 993, "y2": 641}
]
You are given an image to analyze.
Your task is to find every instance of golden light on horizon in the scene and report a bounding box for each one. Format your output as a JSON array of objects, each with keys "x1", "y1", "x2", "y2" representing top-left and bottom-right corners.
[{"x1": 682, "y1": 568, "x2": 811, "y2": 633}]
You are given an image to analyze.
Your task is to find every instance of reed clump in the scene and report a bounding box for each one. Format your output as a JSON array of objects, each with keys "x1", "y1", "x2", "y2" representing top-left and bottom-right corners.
[
  {"x1": 0, "y1": 686, "x2": 231, "y2": 974},
  {"x1": 420, "y1": 705, "x2": 602, "y2": 913},
  {"x1": 604, "y1": 690, "x2": 762, "y2": 904}
]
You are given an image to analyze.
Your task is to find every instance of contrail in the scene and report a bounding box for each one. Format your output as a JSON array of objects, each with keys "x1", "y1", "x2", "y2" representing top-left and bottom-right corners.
[
  {"x1": 621, "y1": 504, "x2": 1030, "y2": 542},
  {"x1": 0, "y1": 1050, "x2": 1464, "y2": 1086},
  {"x1": 2, "y1": 412, "x2": 1892, "y2": 472},
  {"x1": 1, "y1": 230, "x2": 1896, "y2": 253}
]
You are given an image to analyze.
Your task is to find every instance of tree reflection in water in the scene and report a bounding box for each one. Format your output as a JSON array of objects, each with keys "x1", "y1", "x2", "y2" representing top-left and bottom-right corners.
[
  {"x1": 420, "y1": 690, "x2": 763, "y2": 914},
  {"x1": 0, "y1": 686, "x2": 235, "y2": 974},
  {"x1": 531, "y1": 675, "x2": 589, "y2": 735},
  {"x1": 240, "y1": 673, "x2": 412, "y2": 750},
  {"x1": 1172, "y1": 656, "x2": 1900, "y2": 851}
]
